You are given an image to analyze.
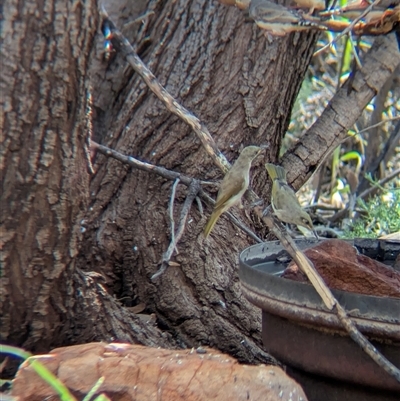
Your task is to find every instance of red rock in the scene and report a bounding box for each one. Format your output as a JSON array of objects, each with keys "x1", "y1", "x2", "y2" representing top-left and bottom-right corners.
[
  {"x1": 12, "y1": 342, "x2": 307, "y2": 401},
  {"x1": 282, "y1": 239, "x2": 400, "y2": 298}
]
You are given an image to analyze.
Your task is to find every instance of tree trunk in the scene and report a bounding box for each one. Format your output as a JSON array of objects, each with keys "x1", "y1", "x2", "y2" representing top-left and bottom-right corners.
[
  {"x1": 1, "y1": 0, "x2": 96, "y2": 351},
  {"x1": 80, "y1": 0, "x2": 318, "y2": 363},
  {"x1": 0, "y1": 0, "x2": 322, "y2": 363}
]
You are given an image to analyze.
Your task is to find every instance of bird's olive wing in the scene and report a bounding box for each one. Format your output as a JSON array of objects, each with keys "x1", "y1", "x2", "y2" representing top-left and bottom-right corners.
[
  {"x1": 273, "y1": 180, "x2": 300, "y2": 210},
  {"x1": 214, "y1": 174, "x2": 246, "y2": 210}
]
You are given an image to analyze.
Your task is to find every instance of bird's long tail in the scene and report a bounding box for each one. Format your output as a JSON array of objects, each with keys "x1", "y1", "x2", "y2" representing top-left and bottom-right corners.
[
  {"x1": 265, "y1": 163, "x2": 286, "y2": 182},
  {"x1": 203, "y1": 209, "x2": 223, "y2": 238}
]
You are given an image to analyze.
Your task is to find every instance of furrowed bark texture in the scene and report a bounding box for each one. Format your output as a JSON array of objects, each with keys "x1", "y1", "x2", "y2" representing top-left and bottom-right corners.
[
  {"x1": 3, "y1": 0, "x2": 397, "y2": 366},
  {"x1": 0, "y1": 0, "x2": 97, "y2": 350},
  {"x1": 81, "y1": 0, "x2": 319, "y2": 363},
  {"x1": 1, "y1": 0, "x2": 177, "y2": 354}
]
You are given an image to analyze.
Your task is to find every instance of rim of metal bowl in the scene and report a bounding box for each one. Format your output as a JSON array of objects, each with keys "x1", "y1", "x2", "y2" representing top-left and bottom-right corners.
[{"x1": 239, "y1": 238, "x2": 400, "y2": 340}]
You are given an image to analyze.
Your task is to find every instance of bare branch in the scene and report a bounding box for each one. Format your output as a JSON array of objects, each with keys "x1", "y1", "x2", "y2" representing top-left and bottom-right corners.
[
  {"x1": 283, "y1": 35, "x2": 400, "y2": 190},
  {"x1": 357, "y1": 116, "x2": 400, "y2": 134},
  {"x1": 330, "y1": 167, "x2": 400, "y2": 223},
  {"x1": 152, "y1": 180, "x2": 201, "y2": 280},
  {"x1": 91, "y1": 140, "x2": 200, "y2": 187},
  {"x1": 168, "y1": 179, "x2": 181, "y2": 255},
  {"x1": 314, "y1": 0, "x2": 382, "y2": 56},
  {"x1": 225, "y1": 212, "x2": 264, "y2": 243},
  {"x1": 195, "y1": 196, "x2": 204, "y2": 216},
  {"x1": 99, "y1": 8, "x2": 230, "y2": 174},
  {"x1": 91, "y1": 141, "x2": 263, "y2": 243},
  {"x1": 358, "y1": 167, "x2": 400, "y2": 200},
  {"x1": 257, "y1": 207, "x2": 400, "y2": 383}
]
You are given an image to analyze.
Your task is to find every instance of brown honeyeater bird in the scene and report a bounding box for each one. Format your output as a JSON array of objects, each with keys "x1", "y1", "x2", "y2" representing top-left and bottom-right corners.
[
  {"x1": 265, "y1": 163, "x2": 318, "y2": 238},
  {"x1": 203, "y1": 146, "x2": 263, "y2": 238}
]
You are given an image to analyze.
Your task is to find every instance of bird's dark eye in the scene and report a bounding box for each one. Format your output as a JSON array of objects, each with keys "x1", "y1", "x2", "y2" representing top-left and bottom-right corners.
[{"x1": 301, "y1": 218, "x2": 311, "y2": 227}]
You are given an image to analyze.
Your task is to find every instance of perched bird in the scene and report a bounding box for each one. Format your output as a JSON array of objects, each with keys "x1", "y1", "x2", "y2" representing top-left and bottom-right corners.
[
  {"x1": 249, "y1": 0, "x2": 327, "y2": 36},
  {"x1": 265, "y1": 163, "x2": 318, "y2": 238},
  {"x1": 203, "y1": 146, "x2": 263, "y2": 238}
]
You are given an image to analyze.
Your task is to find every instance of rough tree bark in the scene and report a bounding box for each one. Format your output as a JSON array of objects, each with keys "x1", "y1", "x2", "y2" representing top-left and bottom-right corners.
[
  {"x1": 2, "y1": 0, "x2": 398, "y2": 368},
  {"x1": 80, "y1": 0, "x2": 320, "y2": 364},
  {"x1": 1, "y1": 0, "x2": 318, "y2": 361},
  {"x1": 1, "y1": 0, "x2": 97, "y2": 351}
]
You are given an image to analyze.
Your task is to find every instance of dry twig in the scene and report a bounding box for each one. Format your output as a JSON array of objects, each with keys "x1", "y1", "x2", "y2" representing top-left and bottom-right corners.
[
  {"x1": 330, "y1": 167, "x2": 400, "y2": 222},
  {"x1": 168, "y1": 178, "x2": 181, "y2": 255},
  {"x1": 259, "y1": 208, "x2": 400, "y2": 383},
  {"x1": 100, "y1": 7, "x2": 231, "y2": 173},
  {"x1": 357, "y1": 116, "x2": 400, "y2": 134},
  {"x1": 91, "y1": 141, "x2": 263, "y2": 243},
  {"x1": 358, "y1": 167, "x2": 400, "y2": 199},
  {"x1": 152, "y1": 180, "x2": 201, "y2": 280},
  {"x1": 98, "y1": 7, "x2": 399, "y2": 381},
  {"x1": 314, "y1": 0, "x2": 382, "y2": 57},
  {"x1": 358, "y1": 118, "x2": 400, "y2": 191}
]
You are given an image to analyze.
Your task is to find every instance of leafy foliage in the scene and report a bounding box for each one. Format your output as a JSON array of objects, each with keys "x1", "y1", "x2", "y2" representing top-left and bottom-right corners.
[{"x1": 343, "y1": 189, "x2": 400, "y2": 238}]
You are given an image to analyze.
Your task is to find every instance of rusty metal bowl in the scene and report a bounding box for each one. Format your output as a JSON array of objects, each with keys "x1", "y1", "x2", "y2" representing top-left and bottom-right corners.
[{"x1": 239, "y1": 238, "x2": 400, "y2": 401}]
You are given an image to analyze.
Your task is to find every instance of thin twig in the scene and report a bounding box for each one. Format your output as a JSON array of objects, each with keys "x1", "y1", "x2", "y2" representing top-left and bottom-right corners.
[
  {"x1": 331, "y1": 115, "x2": 400, "y2": 152},
  {"x1": 306, "y1": 203, "x2": 342, "y2": 212},
  {"x1": 357, "y1": 116, "x2": 400, "y2": 134},
  {"x1": 336, "y1": 0, "x2": 382, "y2": 39},
  {"x1": 91, "y1": 140, "x2": 201, "y2": 187},
  {"x1": 330, "y1": 167, "x2": 400, "y2": 223},
  {"x1": 196, "y1": 196, "x2": 204, "y2": 216},
  {"x1": 168, "y1": 178, "x2": 180, "y2": 254},
  {"x1": 258, "y1": 207, "x2": 400, "y2": 383},
  {"x1": 335, "y1": 302, "x2": 400, "y2": 383},
  {"x1": 152, "y1": 180, "x2": 201, "y2": 280},
  {"x1": 225, "y1": 212, "x2": 264, "y2": 243},
  {"x1": 174, "y1": 180, "x2": 202, "y2": 245},
  {"x1": 359, "y1": 119, "x2": 400, "y2": 190},
  {"x1": 123, "y1": 10, "x2": 154, "y2": 31},
  {"x1": 358, "y1": 167, "x2": 400, "y2": 200},
  {"x1": 314, "y1": 0, "x2": 382, "y2": 57},
  {"x1": 91, "y1": 141, "x2": 263, "y2": 242},
  {"x1": 99, "y1": 7, "x2": 231, "y2": 174},
  {"x1": 349, "y1": 33, "x2": 362, "y2": 69}
]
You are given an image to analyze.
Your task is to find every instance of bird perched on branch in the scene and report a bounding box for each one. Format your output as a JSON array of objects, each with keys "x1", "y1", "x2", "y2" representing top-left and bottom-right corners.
[
  {"x1": 204, "y1": 146, "x2": 263, "y2": 238},
  {"x1": 265, "y1": 163, "x2": 318, "y2": 238},
  {"x1": 249, "y1": 0, "x2": 327, "y2": 36}
]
